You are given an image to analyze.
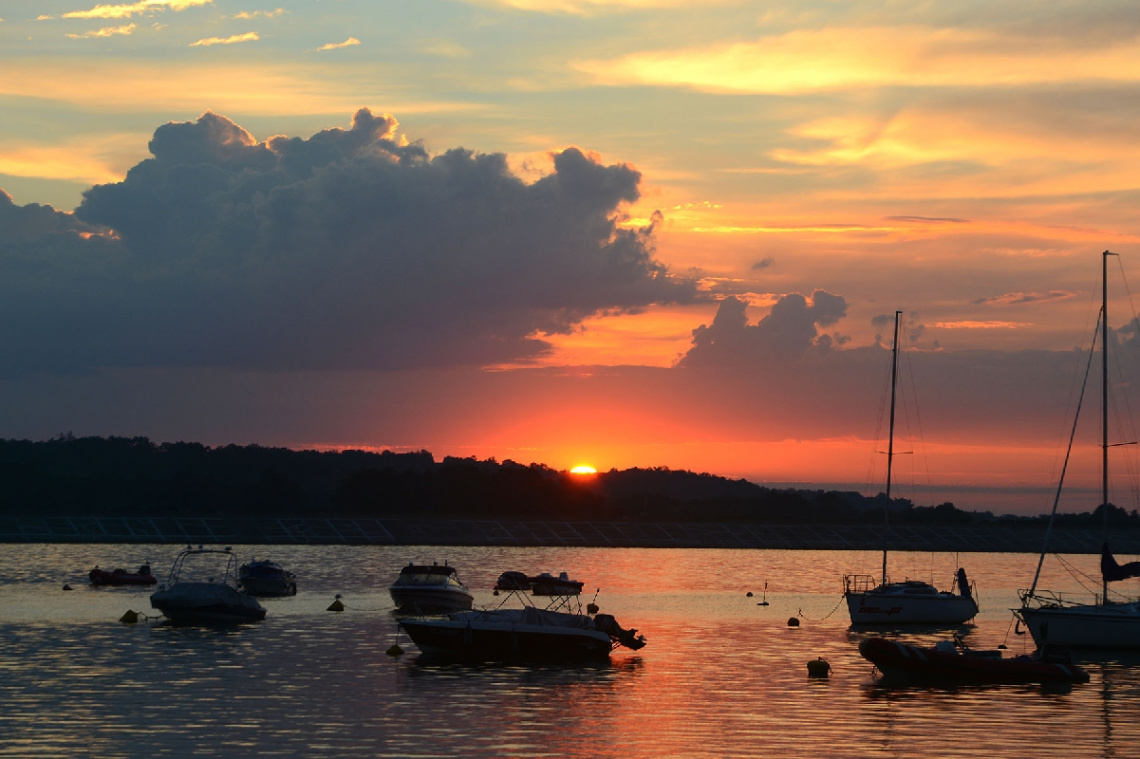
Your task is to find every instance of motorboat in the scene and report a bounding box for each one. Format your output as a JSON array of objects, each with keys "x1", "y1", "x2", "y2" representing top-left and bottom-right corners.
[
  {"x1": 89, "y1": 564, "x2": 157, "y2": 586},
  {"x1": 239, "y1": 559, "x2": 297, "y2": 597},
  {"x1": 1014, "y1": 251, "x2": 1140, "y2": 648},
  {"x1": 397, "y1": 571, "x2": 646, "y2": 662},
  {"x1": 528, "y1": 571, "x2": 584, "y2": 596},
  {"x1": 150, "y1": 546, "x2": 266, "y2": 624},
  {"x1": 859, "y1": 636, "x2": 1090, "y2": 685},
  {"x1": 388, "y1": 562, "x2": 474, "y2": 613},
  {"x1": 842, "y1": 310, "x2": 978, "y2": 626}
]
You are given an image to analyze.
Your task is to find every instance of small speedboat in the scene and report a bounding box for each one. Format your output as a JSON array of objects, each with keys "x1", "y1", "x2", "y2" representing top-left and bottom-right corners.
[
  {"x1": 150, "y1": 546, "x2": 266, "y2": 624},
  {"x1": 859, "y1": 636, "x2": 1090, "y2": 684},
  {"x1": 528, "y1": 572, "x2": 584, "y2": 596},
  {"x1": 388, "y1": 562, "x2": 474, "y2": 613},
  {"x1": 239, "y1": 559, "x2": 297, "y2": 597},
  {"x1": 89, "y1": 564, "x2": 157, "y2": 586},
  {"x1": 397, "y1": 571, "x2": 646, "y2": 663}
]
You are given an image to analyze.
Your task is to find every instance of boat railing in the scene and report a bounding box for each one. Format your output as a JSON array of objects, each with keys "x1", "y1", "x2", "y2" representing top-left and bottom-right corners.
[
  {"x1": 1018, "y1": 587, "x2": 1099, "y2": 608},
  {"x1": 844, "y1": 574, "x2": 882, "y2": 594},
  {"x1": 164, "y1": 546, "x2": 240, "y2": 588}
]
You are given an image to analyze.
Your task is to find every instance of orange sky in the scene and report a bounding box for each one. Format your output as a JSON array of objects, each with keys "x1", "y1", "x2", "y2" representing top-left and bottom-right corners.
[{"x1": 3, "y1": 2, "x2": 1140, "y2": 515}]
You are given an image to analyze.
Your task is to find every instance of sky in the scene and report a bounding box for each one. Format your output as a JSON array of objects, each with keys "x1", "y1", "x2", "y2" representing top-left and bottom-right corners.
[{"x1": 4, "y1": 1, "x2": 1140, "y2": 516}]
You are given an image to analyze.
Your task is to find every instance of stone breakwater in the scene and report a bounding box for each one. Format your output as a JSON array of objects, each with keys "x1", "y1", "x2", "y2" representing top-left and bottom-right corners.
[{"x1": 1, "y1": 515, "x2": 1137, "y2": 553}]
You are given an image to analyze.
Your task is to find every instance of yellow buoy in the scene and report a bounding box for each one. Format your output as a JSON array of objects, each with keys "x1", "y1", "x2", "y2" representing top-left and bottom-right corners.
[
  {"x1": 807, "y1": 657, "x2": 831, "y2": 677},
  {"x1": 327, "y1": 594, "x2": 345, "y2": 612},
  {"x1": 120, "y1": 609, "x2": 140, "y2": 624},
  {"x1": 386, "y1": 644, "x2": 404, "y2": 656}
]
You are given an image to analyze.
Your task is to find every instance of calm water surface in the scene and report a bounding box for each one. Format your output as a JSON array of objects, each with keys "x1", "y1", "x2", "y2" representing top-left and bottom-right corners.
[{"x1": 1, "y1": 544, "x2": 1137, "y2": 758}]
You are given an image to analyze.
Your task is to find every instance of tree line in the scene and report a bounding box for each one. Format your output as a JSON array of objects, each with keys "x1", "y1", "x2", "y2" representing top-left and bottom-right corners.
[{"x1": 1, "y1": 434, "x2": 1138, "y2": 528}]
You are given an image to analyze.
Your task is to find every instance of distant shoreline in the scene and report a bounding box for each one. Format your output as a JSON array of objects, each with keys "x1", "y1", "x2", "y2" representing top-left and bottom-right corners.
[{"x1": 3, "y1": 516, "x2": 1138, "y2": 554}]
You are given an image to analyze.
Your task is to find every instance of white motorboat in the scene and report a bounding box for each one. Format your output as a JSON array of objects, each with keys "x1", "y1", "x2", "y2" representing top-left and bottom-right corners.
[
  {"x1": 150, "y1": 546, "x2": 266, "y2": 624},
  {"x1": 397, "y1": 571, "x2": 646, "y2": 662},
  {"x1": 388, "y1": 562, "x2": 474, "y2": 613},
  {"x1": 1015, "y1": 250, "x2": 1140, "y2": 648},
  {"x1": 843, "y1": 310, "x2": 978, "y2": 626},
  {"x1": 239, "y1": 559, "x2": 297, "y2": 597}
]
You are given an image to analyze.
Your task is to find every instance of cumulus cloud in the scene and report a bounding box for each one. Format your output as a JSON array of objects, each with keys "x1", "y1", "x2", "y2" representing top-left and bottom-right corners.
[
  {"x1": 0, "y1": 109, "x2": 696, "y2": 375},
  {"x1": 678, "y1": 290, "x2": 847, "y2": 367}
]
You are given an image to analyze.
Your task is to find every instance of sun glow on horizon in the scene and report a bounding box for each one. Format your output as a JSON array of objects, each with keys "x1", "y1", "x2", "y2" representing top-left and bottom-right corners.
[{"x1": 570, "y1": 464, "x2": 598, "y2": 475}]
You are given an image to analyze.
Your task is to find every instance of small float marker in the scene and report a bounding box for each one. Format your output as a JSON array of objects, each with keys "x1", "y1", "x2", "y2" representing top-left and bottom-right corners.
[
  {"x1": 386, "y1": 644, "x2": 404, "y2": 656},
  {"x1": 120, "y1": 609, "x2": 140, "y2": 624},
  {"x1": 327, "y1": 594, "x2": 345, "y2": 612},
  {"x1": 787, "y1": 617, "x2": 800, "y2": 627},
  {"x1": 807, "y1": 658, "x2": 831, "y2": 677}
]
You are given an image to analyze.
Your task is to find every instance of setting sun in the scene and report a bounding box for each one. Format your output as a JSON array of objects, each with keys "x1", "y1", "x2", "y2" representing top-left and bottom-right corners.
[{"x1": 570, "y1": 465, "x2": 598, "y2": 475}]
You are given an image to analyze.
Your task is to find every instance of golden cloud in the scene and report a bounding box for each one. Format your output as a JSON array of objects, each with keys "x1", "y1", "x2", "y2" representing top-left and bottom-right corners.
[
  {"x1": 66, "y1": 22, "x2": 136, "y2": 38},
  {"x1": 190, "y1": 31, "x2": 259, "y2": 47},
  {"x1": 574, "y1": 26, "x2": 1140, "y2": 93},
  {"x1": 317, "y1": 38, "x2": 361, "y2": 52},
  {"x1": 63, "y1": 0, "x2": 212, "y2": 20}
]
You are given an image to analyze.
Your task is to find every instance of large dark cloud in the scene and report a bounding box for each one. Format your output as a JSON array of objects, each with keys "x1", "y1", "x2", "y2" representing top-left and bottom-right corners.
[
  {"x1": 0, "y1": 109, "x2": 698, "y2": 374},
  {"x1": 677, "y1": 290, "x2": 848, "y2": 367}
]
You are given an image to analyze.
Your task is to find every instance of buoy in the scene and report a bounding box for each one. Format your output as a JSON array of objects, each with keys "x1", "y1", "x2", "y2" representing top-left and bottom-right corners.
[
  {"x1": 120, "y1": 609, "x2": 140, "y2": 624},
  {"x1": 587, "y1": 602, "x2": 599, "y2": 615},
  {"x1": 746, "y1": 591, "x2": 753, "y2": 597},
  {"x1": 62, "y1": 584, "x2": 72, "y2": 591},
  {"x1": 787, "y1": 616, "x2": 800, "y2": 627},
  {"x1": 386, "y1": 644, "x2": 404, "y2": 656},
  {"x1": 807, "y1": 657, "x2": 830, "y2": 677},
  {"x1": 327, "y1": 594, "x2": 345, "y2": 612}
]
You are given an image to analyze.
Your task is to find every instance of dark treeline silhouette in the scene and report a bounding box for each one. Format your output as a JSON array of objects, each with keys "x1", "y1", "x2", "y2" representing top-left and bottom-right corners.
[{"x1": 2, "y1": 434, "x2": 1139, "y2": 528}]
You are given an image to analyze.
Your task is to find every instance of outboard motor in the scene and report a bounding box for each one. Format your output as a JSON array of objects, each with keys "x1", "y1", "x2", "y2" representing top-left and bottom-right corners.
[
  {"x1": 594, "y1": 613, "x2": 648, "y2": 650},
  {"x1": 956, "y1": 568, "x2": 972, "y2": 600}
]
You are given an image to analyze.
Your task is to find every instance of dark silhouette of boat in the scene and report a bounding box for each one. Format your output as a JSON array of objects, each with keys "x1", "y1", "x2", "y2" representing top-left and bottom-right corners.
[{"x1": 859, "y1": 636, "x2": 1089, "y2": 684}]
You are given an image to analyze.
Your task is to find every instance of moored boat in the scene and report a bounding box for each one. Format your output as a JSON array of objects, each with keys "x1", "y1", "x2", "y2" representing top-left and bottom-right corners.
[
  {"x1": 89, "y1": 564, "x2": 157, "y2": 586},
  {"x1": 150, "y1": 546, "x2": 266, "y2": 624},
  {"x1": 239, "y1": 559, "x2": 297, "y2": 597},
  {"x1": 859, "y1": 636, "x2": 1089, "y2": 685},
  {"x1": 1014, "y1": 251, "x2": 1140, "y2": 648},
  {"x1": 528, "y1": 571, "x2": 584, "y2": 596},
  {"x1": 397, "y1": 570, "x2": 646, "y2": 662},
  {"x1": 388, "y1": 562, "x2": 474, "y2": 613},
  {"x1": 843, "y1": 310, "x2": 977, "y2": 626}
]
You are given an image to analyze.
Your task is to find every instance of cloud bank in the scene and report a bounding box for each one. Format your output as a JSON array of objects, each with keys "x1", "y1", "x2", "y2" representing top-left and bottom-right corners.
[{"x1": 0, "y1": 109, "x2": 697, "y2": 375}]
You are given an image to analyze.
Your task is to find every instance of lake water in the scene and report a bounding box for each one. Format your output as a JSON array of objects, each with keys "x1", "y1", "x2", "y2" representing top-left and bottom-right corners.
[{"x1": 2, "y1": 543, "x2": 1138, "y2": 758}]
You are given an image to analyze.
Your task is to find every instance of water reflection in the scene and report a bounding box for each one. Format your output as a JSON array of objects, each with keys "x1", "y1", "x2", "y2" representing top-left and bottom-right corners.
[{"x1": 1, "y1": 544, "x2": 1139, "y2": 757}]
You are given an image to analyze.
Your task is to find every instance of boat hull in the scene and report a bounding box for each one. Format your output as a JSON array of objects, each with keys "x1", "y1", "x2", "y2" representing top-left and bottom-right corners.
[
  {"x1": 1015, "y1": 603, "x2": 1140, "y2": 649},
  {"x1": 399, "y1": 617, "x2": 613, "y2": 662},
  {"x1": 846, "y1": 591, "x2": 978, "y2": 625},
  {"x1": 389, "y1": 587, "x2": 474, "y2": 613},
  {"x1": 89, "y1": 569, "x2": 157, "y2": 586},
  {"x1": 150, "y1": 582, "x2": 266, "y2": 624},
  {"x1": 859, "y1": 637, "x2": 1089, "y2": 684}
]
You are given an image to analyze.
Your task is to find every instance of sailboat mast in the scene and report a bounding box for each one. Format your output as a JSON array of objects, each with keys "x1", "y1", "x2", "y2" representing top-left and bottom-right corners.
[
  {"x1": 1102, "y1": 250, "x2": 1112, "y2": 604},
  {"x1": 882, "y1": 310, "x2": 901, "y2": 586}
]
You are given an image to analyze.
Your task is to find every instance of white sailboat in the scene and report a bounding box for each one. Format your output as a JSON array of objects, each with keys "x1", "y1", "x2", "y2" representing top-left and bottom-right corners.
[
  {"x1": 843, "y1": 310, "x2": 979, "y2": 625},
  {"x1": 1015, "y1": 250, "x2": 1140, "y2": 648}
]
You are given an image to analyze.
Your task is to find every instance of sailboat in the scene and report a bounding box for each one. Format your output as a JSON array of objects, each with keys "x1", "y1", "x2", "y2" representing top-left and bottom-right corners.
[
  {"x1": 843, "y1": 310, "x2": 979, "y2": 625},
  {"x1": 1014, "y1": 250, "x2": 1140, "y2": 649}
]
